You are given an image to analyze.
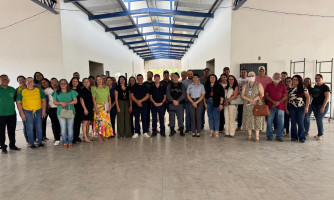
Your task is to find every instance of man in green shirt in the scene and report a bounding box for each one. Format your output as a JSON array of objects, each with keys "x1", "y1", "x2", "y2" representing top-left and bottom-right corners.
[{"x1": 0, "y1": 74, "x2": 21, "y2": 154}]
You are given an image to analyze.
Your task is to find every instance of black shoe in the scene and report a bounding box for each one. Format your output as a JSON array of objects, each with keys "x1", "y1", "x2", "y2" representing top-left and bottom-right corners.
[
  {"x1": 151, "y1": 132, "x2": 157, "y2": 137},
  {"x1": 276, "y1": 138, "x2": 283, "y2": 142},
  {"x1": 72, "y1": 140, "x2": 77, "y2": 144},
  {"x1": 300, "y1": 140, "x2": 306, "y2": 143},
  {"x1": 10, "y1": 146, "x2": 21, "y2": 151},
  {"x1": 170, "y1": 128, "x2": 176, "y2": 136},
  {"x1": 2, "y1": 148, "x2": 7, "y2": 154},
  {"x1": 180, "y1": 128, "x2": 184, "y2": 136},
  {"x1": 30, "y1": 145, "x2": 37, "y2": 149},
  {"x1": 38, "y1": 143, "x2": 44, "y2": 148},
  {"x1": 185, "y1": 130, "x2": 190, "y2": 134},
  {"x1": 77, "y1": 138, "x2": 82, "y2": 143},
  {"x1": 160, "y1": 133, "x2": 166, "y2": 137},
  {"x1": 267, "y1": 137, "x2": 273, "y2": 141},
  {"x1": 291, "y1": 139, "x2": 298, "y2": 142},
  {"x1": 192, "y1": 134, "x2": 196, "y2": 137},
  {"x1": 196, "y1": 134, "x2": 200, "y2": 137},
  {"x1": 43, "y1": 137, "x2": 49, "y2": 141}
]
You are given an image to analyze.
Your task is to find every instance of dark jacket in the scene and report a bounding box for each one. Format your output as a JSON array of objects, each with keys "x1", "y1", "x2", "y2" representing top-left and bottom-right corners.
[{"x1": 205, "y1": 83, "x2": 224, "y2": 107}]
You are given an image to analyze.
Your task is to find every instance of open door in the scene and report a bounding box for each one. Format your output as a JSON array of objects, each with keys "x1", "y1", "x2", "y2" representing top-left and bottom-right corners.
[{"x1": 89, "y1": 61, "x2": 104, "y2": 76}]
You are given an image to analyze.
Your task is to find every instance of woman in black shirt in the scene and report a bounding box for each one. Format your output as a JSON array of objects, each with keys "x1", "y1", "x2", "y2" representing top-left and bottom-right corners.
[
  {"x1": 70, "y1": 77, "x2": 83, "y2": 143},
  {"x1": 115, "y1": 76, "x2": 132, "y2": 138},
  {"x1": 311, "y1": 74, "x2": 330, "y2": 140},
  {"x1": 80, "y1": 78, "x2": 93, "y2": 142}
]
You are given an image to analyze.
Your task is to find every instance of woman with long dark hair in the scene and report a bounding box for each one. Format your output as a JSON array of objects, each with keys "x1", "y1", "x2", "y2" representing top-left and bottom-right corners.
[
  {"x1": 115, "y1": 76, "x2": 132, "y2": 137},
  {"x1": 284, "y1": 77, "x2": 292, "y2": 137},
  {"x1": 33, "y1": 72, "x2": 44, "y2": 89},
  {"x1": 69, "y1": 77, "x2": 83, "y2": 143},
  {"x1": 80, "y1": 78, "x2": 93, "y2": 143},
  {"x1": 92, "y1": 75, "x2": 113, "y2": 142},
  {"x1": 311, "y1": 74, "x2": 330, "y2": 141},
  {"x1": 219, "y1": 73, "x2": 228, "y2": 133},
  {"x1": 128, "y1": 76, "x2": 136, "y2": 134},
  {"x1": 52, "y1": 79, "x2": 78, "y2": 148},
  {"x1": 204, "y1": 74, "x2": 224, "y2": 138},
  {"x1": 285, "y1": 75, "x2": 310, "y2": 143},
  {"x1": 106, "y1": 77, "x2": 117, "y2": 135},
  {"x1": 47, "y1": 78, "x2": 61, "y2": 145},
  {"x1": 224, "y1": 75, "x2": 239, "y2": 137},
  {"x1": 41, "y1": 78, "x2": 52, "y2": 141}
]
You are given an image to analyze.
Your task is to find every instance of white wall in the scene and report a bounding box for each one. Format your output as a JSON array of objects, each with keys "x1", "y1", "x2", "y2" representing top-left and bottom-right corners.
[
  {"x1": 0, "y1": 0, "x2": 65, "y2": 87},
  {"x1": 181, "y1": 0, "x2": 232, "y2": 74},
  {"x1": 231, "y1": 0, "x2": 334, "y2": 79},
  {"x1": 59, "y1": 1, "x2": 144, "y2": 80}
]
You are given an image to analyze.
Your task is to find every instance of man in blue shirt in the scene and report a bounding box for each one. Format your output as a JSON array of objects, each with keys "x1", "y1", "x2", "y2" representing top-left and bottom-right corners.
[{"x1": 130, "y1": 74, "x2": 150, "y2": 138}]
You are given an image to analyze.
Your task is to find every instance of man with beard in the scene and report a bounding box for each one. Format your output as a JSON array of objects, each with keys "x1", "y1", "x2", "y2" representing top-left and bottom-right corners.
[{"x1": 143, "y1": 71, "x2": 154, "y2": 133}]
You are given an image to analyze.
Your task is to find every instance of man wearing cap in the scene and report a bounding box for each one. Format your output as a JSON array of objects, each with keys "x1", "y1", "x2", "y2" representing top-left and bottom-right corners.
[
  {"x1": 182, "y1": 70, "x2": 193, "y2": 133},
  {"x1": 166, "y1": 72, "x2": 186, "y2": 136},
  {"x1": 256, "y1": 66, "x2": 272, "y2": 92},
  {"x1": 150, "y1": 74, "x2": 166, "y2": 137}
]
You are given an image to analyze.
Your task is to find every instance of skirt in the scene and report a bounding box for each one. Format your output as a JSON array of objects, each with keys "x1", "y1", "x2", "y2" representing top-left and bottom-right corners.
[{"x1": 93, "y1": 102, "x2": 114, "y2": 137}]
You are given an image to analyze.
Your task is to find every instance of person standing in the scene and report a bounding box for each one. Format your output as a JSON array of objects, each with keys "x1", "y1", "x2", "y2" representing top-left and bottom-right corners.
[
  {"x1": 219, "y1": 73, "x2": 228, "y2": 132},
  {"x1": 281, "y1": 72, "x2": 288, "y2": 83},
  {"x1": 218, "y1": 67, "x2": 231, "y2": 83},
  {"x1": 47, "y1": 78, "x2": 61, "y2": 145},
  {"x1": 241, "y1": 72, "x2": 265, "y2": 142},
  {"x1": 80, "y1": 78, "x2": 94, "y2": 143},
  {"x1": 182, "y1": 70, "x2": 193, "y2": 133},
  {"x1": 224, "y1": 75, "x2": 239, "y2": 138},
  {"x1": 88, "y1": 75, "x2": 96, "y2": 87},
  {"x1": 92, "y1": 75, "x2": 113, "y2": 142},
  {"x1": 284, "y1": 77, "x2": 293, "y2": 137},
  {"x1": 304, "y1": 77, "x2": 313, "y2": 136},
  {"x1": 160, "y1": 70, "x2": 171, "y2": 113},
  {"x1": 204, "y1": 74, "x2": 224, "y2": 138},
  {"x1": 130, "y1": 74, "x2": 150, "y2": 138},
  {"x1": 265, "y1": 73, "x2": 287, "y2": 142},
  {"x1": 150, "y1": 74, "x2": 166, "y2": 137},
  {"x1": 52, "y1": 79, "x2": 77, "y2": 148},
  {"x1": 70, "y1": 77, "x2": 84, "y2": 143},
  {"x1": 186, "y1": 74, "x2": 205, "y2": 137},
  {"x1": 16, "y1": 75, "x2": 29, "y2": 146},
  {"x1": 33, "y1": 72, "x2": 44, "y2": 89},
  {"x1": 285, "y1": 75, "x2": 310, "y2": 143},
  {"x1": 17, "y1": 77, "x2": 47, "y2": 149},
  {"x1": 236, "y1": 69, "x2": 248, "y2": 131},
  {"x1": 0, "y1": 75, "x2": 21, "y2": 154},
  {"x1": 128, "y1": 76, "x2": 136, "y2": 134},
  {"x1": 200, "y1": 68, "x2": 211, "y2": 129},
  {"x1": 143, "y1": 71, "x2": 154, "y2": 133},
  {"x1": 255, "y1": 66, "x2": 272, "y2": 92},
  {"x1": 73, "y1": 72, "x2": 83, "y2": 88},
  {"x1": 181, "y1": 71, "x2": 187, "y2": 82},
  {"x1": 166, "y1": 72, "x2": 186, "y2": 136},
  {"x1": 41, "y1": 78, "x2": 51, "y2": 141},
  {"x1": 311, "y1": 74, "x2": 330, "y2": 141},
  {"x1": 106, "y1": 77, "x2": 117, "y2": 135}
]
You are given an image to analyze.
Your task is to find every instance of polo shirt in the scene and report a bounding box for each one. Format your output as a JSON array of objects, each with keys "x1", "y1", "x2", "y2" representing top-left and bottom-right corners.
[
  {"x1": 150, "y1": 84, "x2": 166, "y2": 103},
  {"x1": 256, "y1": 76, "x2": 272, "y2": 91},
  {"x1": 0, "y1": 85, "x2": 16, "y2": 116},
  {"x1": 182, "y1": 79, "x2": 193, "y2": 90},
  {"x1": 130, "y1": 84, "x2": 149, "y2": 108},
  {"x1": 17, "y1": 87, "x2": 46, "y2": 113},
  {"x1": 187, "y1": 83, "x2": 205, "y2": 99},
  {"x1": 265, "y1": 82, "x2": 287, "y2": 110}
]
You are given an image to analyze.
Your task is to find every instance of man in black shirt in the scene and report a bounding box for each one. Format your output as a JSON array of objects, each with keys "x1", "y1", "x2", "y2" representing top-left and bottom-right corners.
[
  {"x1": 150, "y1": 74, "x2": 166, "y2": 137},
  {"x1": 166, "y1": 72, "x2": 186, "y2": 136},
  {"x1": 160, "y1": 70, "x2": 172, "y2": 112},
  {"x1": 143, "y1": 71, "x2": 154, "y2": 133},
  {"x1": 130, "y1": 74, "x2": 150, "y2": 138}
]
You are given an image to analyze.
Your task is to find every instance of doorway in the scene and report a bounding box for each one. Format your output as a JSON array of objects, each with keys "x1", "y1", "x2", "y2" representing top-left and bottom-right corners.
[
  {"x1": 206, "y1": 59, "x2": 215, "y2": 74},
  {"x1": 89, "y1": 61, "x2": 104, "y2": 76}
]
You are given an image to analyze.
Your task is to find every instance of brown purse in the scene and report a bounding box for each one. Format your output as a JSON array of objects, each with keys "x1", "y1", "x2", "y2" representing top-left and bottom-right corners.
[{"x1": 253, "y1": 98, "x2": 270, "y2": 116}]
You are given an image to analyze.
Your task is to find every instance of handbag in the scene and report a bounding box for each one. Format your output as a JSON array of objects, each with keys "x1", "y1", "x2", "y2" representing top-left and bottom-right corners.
[
  {"x1": 253, "y1": 98, "x2": 270, "y2": 116},
  {"x1": 60, "y1": 105, "x2": 74, "y2": 119},
  {"x1": 229, "y1": 95, "x2": 244, "y2": 105}
]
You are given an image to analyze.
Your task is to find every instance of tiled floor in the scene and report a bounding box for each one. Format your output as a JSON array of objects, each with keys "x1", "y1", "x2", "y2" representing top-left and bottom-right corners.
[{"x1": 1, "y1": 119, "x2": 334, "y2": 200}]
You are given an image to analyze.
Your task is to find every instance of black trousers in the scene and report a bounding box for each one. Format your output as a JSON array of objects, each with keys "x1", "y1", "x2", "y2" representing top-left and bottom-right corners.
[
  {"x1": 146, "y1": 104, "x2": 151, "y2": 131},
  {"x1": 219, "y1": 108, "x2": 225, "y2": 131},
  {"x1": 237, "y1": 104, "x2": 243, "y2": 128},
  {"x1": 0, "y1": 115, "x2": 17, "y2": 149},
  {"x1": 49, "y1": 108, "x2": 61, "y2": 140},
  {"x1": 42, "y1": 112, "x2": 49, "y2": 139},
  {"x1": 73, "y1": 114, "x2": 82, "y2": 141}
]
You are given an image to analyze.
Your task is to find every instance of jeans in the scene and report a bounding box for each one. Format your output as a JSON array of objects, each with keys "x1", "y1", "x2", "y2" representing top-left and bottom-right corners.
[
  {"x1": 184, "y1": 101, "x2": 191, "y2": 131},
  {"x1": 24, "y1": 109, "x2": 43, "y2": 146},
  {"x1": 133, "y1": 106, "x2": 147, "y2": 134},
  {"x1": 23, "y1": 121, "x2": 28, "y2": 142},
  {"x1": 284, "y1": 113, "x2": 290, "y2": 134},
  {"x1": 58, "y1": 116, "x2": 74, "y2": 145},
  {"x1": 237, "y1": 104, "x2": 243, "y2": 128},
  {"x1": 0, "y1": 115, "x2": 17, "y2": 149},
  {"x1": 206, "y1": 99, "x2": 220, "y2": 131},
  {"x1": 304, "y1": 105, "x2": 312, "y2": 133},
  {"x1": 266, "y1": 109, "x2": 284, "y2": 139},
  {"x1": 312, "y1": 103, "x2": 329, "y2": 137},
  {"x1": 152, "y1": 105, "x2": 165, "y2": 134},
  {"x1": 289, "y1": 106, "x2": 306, "y2": 141}
]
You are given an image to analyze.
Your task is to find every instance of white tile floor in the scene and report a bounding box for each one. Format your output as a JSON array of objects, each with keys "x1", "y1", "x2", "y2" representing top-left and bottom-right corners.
[{"x1": 1, "y1": 119, "x2": 334, "y2": 200}]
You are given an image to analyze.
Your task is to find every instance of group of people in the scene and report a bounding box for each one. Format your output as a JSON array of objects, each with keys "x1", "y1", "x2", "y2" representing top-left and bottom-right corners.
[{"x1": 0, "y1": 66, "x2": 330, "y2": 154}]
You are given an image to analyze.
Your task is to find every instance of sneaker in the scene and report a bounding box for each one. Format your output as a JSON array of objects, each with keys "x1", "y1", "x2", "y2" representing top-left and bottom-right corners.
[
  {"x1": 267, "y1": 137, "x2": 273, "y2": 141},
  {"x1": 38, "y1": 143, "x2": 44, "y2": 148},
  {"x1": 151, "y1": 132, "x2": 157, "y2": 137},
  {"x1": 132, "y1": 133, "x2": 139, "y2": 138},
  {"x1": 143, "y1": 133, "x2": 151, "y2": 138},
  {"x1": 54, "y1": 141, "x2": 60, "y2": 146},
  {"x1": 30, "y1": 145, "x2": 37, "y2": 149},
  {"x1": 276, "y1": 138, "x2": 284, "y2": 142}
]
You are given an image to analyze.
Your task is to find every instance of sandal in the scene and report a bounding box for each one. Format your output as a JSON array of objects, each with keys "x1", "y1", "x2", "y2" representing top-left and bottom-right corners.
[
  {"x1": 84, "y1": 137, "x2": 92, "y2": 143},
  {"x1": 63, "y1": 144, "x2": 68, "y2": 148},
  {"x1": 209, "y1": 131, "x2": 214, "y2": 137},
  {"x1": 316, "y1": 136, "x2": 323, "y2": 141},
  {"x1": 98, "y1": 137, "x2": 103, "y2": 142},
  {"x1": 192, "y1": 133, "x2": 196, "y2": 137},
  {"x1": 215, "y1": 131, "x2": 219, "y2": 138},
  {"x1": 103, "y1": 137, "x2": 108, "y2": 141},
  {"x1": 248, "y1": 134, "x2": 252, "y2": 141},
  {"x1": 68, "y1": 144, "x2": 72, "y2": 148}
]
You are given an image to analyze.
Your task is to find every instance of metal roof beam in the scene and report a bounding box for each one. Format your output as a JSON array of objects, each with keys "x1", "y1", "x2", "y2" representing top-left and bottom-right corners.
[
  {"x1": 116, "y1": 32, "x2": 197, "y2": 39},
  {"x1": 124, "y1": 39, "x2": 193, "y2": 45},
  {"x1": 106, "y1": 23, "x2": 203, "y2": 32}
]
